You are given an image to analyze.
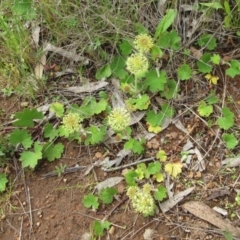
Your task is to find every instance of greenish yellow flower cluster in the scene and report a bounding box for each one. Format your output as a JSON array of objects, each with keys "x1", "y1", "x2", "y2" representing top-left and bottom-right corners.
[
  {"x1": 134, "y1": 34, "x2": 154, "y2": 53},
  {"x1": 62, "y1": 112, "x2": 82, "y2": 134},
  {"x1": 107, "y1": 108, "x2": 130, "y2": 132},
  {"x1": 126, "y1": 34, "x2": 153, "y2": 77},
  {"x1": 126, "y1": 53, "x2": 149, "y2": 77},
  {"x1": 127, "y1": 184, "x2": 156, "y2": 217}
]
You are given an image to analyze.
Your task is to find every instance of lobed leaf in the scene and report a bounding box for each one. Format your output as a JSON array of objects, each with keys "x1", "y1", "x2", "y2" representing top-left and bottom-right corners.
[
  {"x1": 14, "y1": 109, "x2": 44, "y2": 127},
  {"x1": 154, "y1": 9, "x2": 177, "y2": 38},
  {"x1": 9, "y1": 129, "x2": 33, "y2": 149},
  {"x1": 164, "y1": 162, "x2": 183, "y2": 178}
]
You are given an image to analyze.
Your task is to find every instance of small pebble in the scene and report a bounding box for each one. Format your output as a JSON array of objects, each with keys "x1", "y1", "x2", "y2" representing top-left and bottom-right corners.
[
  {"x1": 109, "y1": 226, "x2": 115, "y2": 235},
  {"x1": 20, "y1": 102, "x2": 29, "y2": 107},
  {"x1": 195, "y1": 171, "x2": 201, "y2": 178},
  {"x1": 37, "y1": 211, "x2": 42, "y2": 216},
  {"x1": 36, "y1": 222, "x2": 41, "y2": 227}
]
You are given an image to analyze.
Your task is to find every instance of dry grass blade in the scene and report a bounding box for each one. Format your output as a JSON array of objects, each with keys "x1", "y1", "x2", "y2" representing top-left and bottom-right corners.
[
  {"x1": 94, "y1": 176, "x2": 124, "y2": 192},
  {"x1": 222, "y1": 157, "x2": 240, "y2": 167},
  {"x1": 66, "y1": 81, "x2": 109, "y2": 93},
  {"x1": 43, "y1": 42, "x2": 88, "y2": 63}
]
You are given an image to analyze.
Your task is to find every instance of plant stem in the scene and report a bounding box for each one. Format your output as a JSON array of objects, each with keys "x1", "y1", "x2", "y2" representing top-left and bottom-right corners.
[{"x1": 134, "y1": 76, "x2": 138, "y2": 94}]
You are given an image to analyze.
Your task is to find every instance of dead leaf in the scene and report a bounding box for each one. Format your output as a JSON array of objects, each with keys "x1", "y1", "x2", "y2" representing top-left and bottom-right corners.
[
  {"x1": 179, "y1": 4, "x2": 195, "y2": 11},
  {"x1": 32, "y1": 25, "x2": 40, "y2": 46},
  {"x1": 161, "y1": 117, "x2": 171, "y2": 130},
  {"x1": 130, "y1": 111, "x2": 146, "y2": 125},
  {"x1": 143, "y1": 228, "x2": 156, "y2": 240},
  {"x1": 147, "y1": 138, "x2": 160, "y2": 149},
  {"x1": 101, "y1": 149, "x2": 132, "y2": 170},
  {"x1": 207, "y1": 187, "x2": 230, "y2": 200},
  {"x1": 111, "y1": 86, "x2": 125, "y2": 108},
  {"x1": 43, "y1": 42, "x2": 88, "y2": 63},
  {"x1": 94, "y1": 177, "x2": 124, "y2": 192},
  {"x1": 159, "y1": 187, "x2": 195, "y2": 213},
  {"x1": 190, "y1": 46, "x2": 203, "y2": 60},
  {"x1": 192, "y1": 147, "x2": 205, "y2": 172},
  {"x1": 157, "y1": 0, "x2": 167, "y2": 15},
  {"x1": 35, "y1": 53, "x2": 46, "y2": 79},
  {"x1": 54, "y1": 69, "x2": 75, "y2": 78},
  {"x1": 182, "y1": 139, "x2": 194, "y2": 151},
  {"x1": 213, "y1": 206, "x2": 228, "y2": 216},
  {"x1": 172, "y1": 119, "x2": 188, "y2": 134},
  {"x1": 182, "y1": 201, "x2": 240, "y2": 237},
  {"x1": 165, "y1": 175, "x2": 174, "y2": 198},
  {"x1": 66, "y1": 81, "x2": 108, "y2": 93},
  {"x1": 222, "y1": 157, "x2": 240, "y2": 167}
]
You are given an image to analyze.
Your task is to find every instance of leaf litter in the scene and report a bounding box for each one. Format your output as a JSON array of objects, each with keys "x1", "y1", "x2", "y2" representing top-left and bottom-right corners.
[{"x1": 182, "y1": 201, "x2": 240, "y2": 238}]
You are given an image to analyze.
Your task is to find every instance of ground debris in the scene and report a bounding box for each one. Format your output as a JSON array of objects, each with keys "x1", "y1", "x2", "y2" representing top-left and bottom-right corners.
[
  {"x1": 159, "y1": 187, "x2": 195, "y2": 213},
  {"x1": 222, "y1": 157, "x2": 240, "y2": 167},
  {"x1": 66, "y1": 81, "x2": 109, "y2": 93},
  {"x1": 143, "y1": 228, "x2": 156, "y2": 240},
  {"x1": 94, "y1": 176, "x2": 124, "y2": 192},
  {"x1": 206, "y1": 187, "x2": 230, "y2": 200},
  {"x1": 182, "y1": 201, "x2": 240, "y2": 238},
  {"x1": 42, "y1": 164, "x2": 85, "y2": 178}
]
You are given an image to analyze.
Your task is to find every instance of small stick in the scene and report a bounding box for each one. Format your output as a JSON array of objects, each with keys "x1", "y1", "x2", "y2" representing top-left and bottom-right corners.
[
  {"x1": 6, "y1": 219, "x2": 20, "y2": 235},
  {"x1": 41, "y1": 165, "x2": 85, "y2": 178},
  {"x1": 75, "y1": 212, "x2": 126, "y2": 229},
  {"x1": 121, "y1": 219, "x2": 156, "y2": 240},
  {"x1": 103, "y1": 157, "x2": 154, "y2": 172},
  {"x1": 87, "y1": 146, "x2": 98, "y2": 182},
  {"x1": 101, "y1": 196, "x2": 128, "y2": 221},
  {"x1": 27, "y1": 187, "x2": 33, "y2": 233},
  {"x1": 19, "y1": 216, "x2": 23, "y2": 240},
  {"x1": 233, "y1": 173, "x2": 240, "y2": 188},
  {"x1": 6, "y1": 205, "x2": 51, "y2": 216}
]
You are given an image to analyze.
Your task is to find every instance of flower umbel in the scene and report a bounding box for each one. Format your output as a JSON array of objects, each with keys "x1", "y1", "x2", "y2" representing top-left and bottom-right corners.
[
  {"x1": 62, "y1": 112, "x2": 82, "y2": 134},
  {"x1": 134, "y1": 34, "x2": 154, "y2": 53},
  {"x1": 108, "y1": 108, "x2": 130, "y2": 132},
  {"x1": 126, "y1": 53, "x2": 149, "y2": 77},
  {"x1": 127, "y1": 185, "x2": 156, "y2": 217}
]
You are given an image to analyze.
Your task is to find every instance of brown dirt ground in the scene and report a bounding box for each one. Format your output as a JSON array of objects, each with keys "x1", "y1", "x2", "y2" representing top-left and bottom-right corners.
[{"x1": 0, "y1": 75, "x2": 240, "y2": 240}]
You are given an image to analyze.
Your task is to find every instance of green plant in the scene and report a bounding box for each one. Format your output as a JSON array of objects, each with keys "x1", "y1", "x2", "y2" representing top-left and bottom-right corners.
[
  {"x1": 53, "y1": 164, "x2": 67, "y2": 177},
  {"x1": 123, "y1": 148, "x2": 183, "y2": 217},
  {"x1": 83, "y1": 193, "x2": 99, "y2": 210},
  {"x1": 92, "y1": 220, "x2": 111, "y2": 237},
  {"x1": 82, "y1": 187, "x2": 118, "y2": 210},
  {"x1": 0, "y1": 174, "x2": 8, "y2": 193},
  {"x1": 223, "y1": 229, "x2": 233, "y2": 240},
  {"x1": 0, "y1": 1, "x2": 37, "y2": 97},
  {"x1": 217, "y1": 107, "x2": 234, "y2": 130},
  {"x1": 1, "y1": 88, "x2": 14, "y2": 97},
  {"x1": 222, "y1": 133, "x2": 238, "y2": 150},
  {"x1": 127, "y1": 184, "x2": 156, "y2": 217},
  {"x1": 235, "y1": 193, "x2": 240, "y2": 206}
]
